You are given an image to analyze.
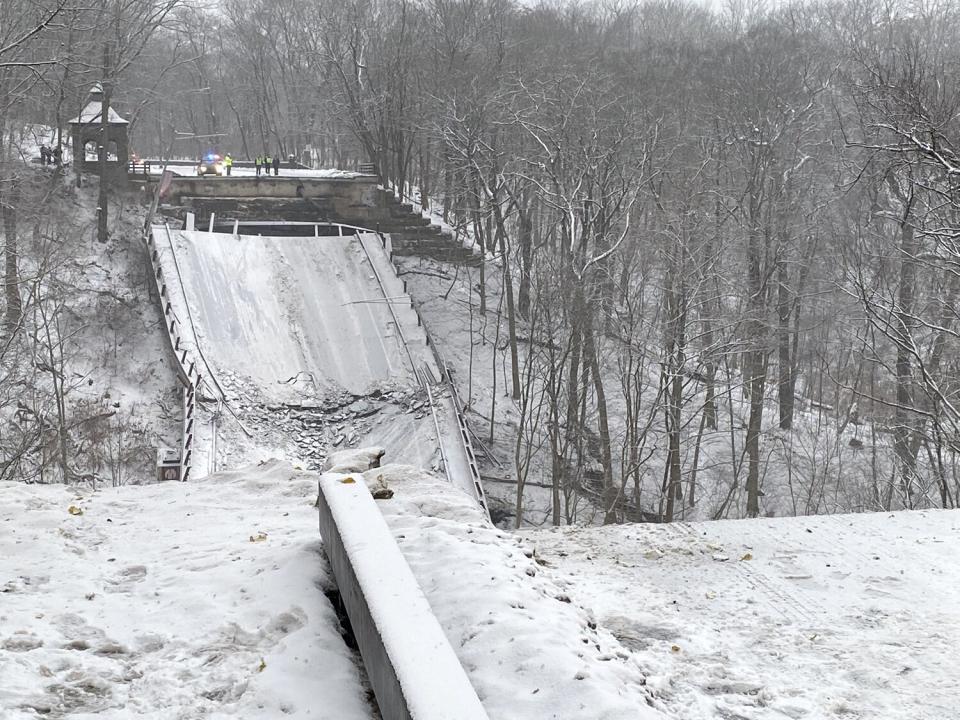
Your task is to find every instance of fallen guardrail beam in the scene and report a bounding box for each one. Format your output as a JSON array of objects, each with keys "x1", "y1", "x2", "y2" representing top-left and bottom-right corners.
[{"x1": 317, "y1": 473, "x2": 490, "y2": 720}]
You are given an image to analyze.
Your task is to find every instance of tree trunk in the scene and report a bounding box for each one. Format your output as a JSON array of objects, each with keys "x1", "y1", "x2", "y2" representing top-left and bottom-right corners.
[
  {"x1": 2, "y1": 181, "x2": 22, "y2": 334},
  {"x1": 745, "y1": 218, "x2": 767, "y2": 518},
  {"x1": 495, "y1": 206, "x2": 521, "y2": 401},
  {"x1": 470, "y1": 176, "x2": 486, "y2": 314},
  {"x1": 893, "y1": 217, "x2": 918, "y2": 499},
  {"x1": 517, "y1": 189, "x2": 533, "y2": 320},
  {"x1": 777, "y1": 256, "x2": 794, "y2": 429},
  {"x1": 662, "y1": 255, "x2": 687, "y2": 521},
  {"x1": 97, "y1": 44, "x2": 113, "y2": 244},
  {"x1": 584, "y1": 312, "x2": 617, "y2": 524}
]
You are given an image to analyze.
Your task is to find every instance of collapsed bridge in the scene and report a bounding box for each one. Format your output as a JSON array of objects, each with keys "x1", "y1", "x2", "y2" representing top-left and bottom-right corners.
[{"x1": 143, "y1": 170, "x2": 490, "y2": 718}]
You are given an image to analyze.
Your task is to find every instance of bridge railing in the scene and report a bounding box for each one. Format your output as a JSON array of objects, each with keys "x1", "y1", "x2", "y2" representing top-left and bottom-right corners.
[
  {"x1": 356, "y1": 228, "x2": 490, "y2": 519},
  {"x1": 128, "y1": 160, "x2": 154, "y2": 176},
  {"x1": 143, "y1": 225, "x2": 203, "y2": 481},
  {"x1": 141, "y1": 171, "x2": 206, "y2": 482}
]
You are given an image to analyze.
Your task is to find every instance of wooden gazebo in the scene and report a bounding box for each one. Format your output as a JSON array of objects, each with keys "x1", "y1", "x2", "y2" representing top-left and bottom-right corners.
[{"x1": 68, "y1": 83, "x2": 129, "y2": 182}]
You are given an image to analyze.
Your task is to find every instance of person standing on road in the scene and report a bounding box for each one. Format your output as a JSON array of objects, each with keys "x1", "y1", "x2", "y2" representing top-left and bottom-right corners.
[
  {"x1": 265, "y1": 153, "x2": 273, "y2": 176},
  {"x1": 255, "y1": 155, "x2": 262, "y2": 176},
  {"x1": 272, "y1": 154, "x2": 280, "y2": 176},
  {"x1": 224, "y1": 153, "x2": 233, "y2": 176}
]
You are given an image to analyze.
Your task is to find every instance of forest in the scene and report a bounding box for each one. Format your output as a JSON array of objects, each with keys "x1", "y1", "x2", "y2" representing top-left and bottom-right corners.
[{"x1": 3, "y1": 0, "x2": 960, "y2": 523}]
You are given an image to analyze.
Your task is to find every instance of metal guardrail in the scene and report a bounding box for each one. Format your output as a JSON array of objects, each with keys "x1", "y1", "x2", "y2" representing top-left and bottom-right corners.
[
  {"x1": 360, "y1": 231, "x2": 490, "y2": 519},
  {"x1": 143, "y1": 225, "x2": 203, "y2": 481},
  {"x1": 445, "y1": 373, "x2": 488, "y2": 515}
]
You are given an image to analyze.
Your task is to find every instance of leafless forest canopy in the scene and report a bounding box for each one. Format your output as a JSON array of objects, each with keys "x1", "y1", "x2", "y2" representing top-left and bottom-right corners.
[{"x1": 3, "y1": 0, "x2": 960, "y2": 521}]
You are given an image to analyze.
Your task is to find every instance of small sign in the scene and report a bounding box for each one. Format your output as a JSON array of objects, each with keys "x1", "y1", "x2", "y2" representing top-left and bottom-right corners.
[{"x1": 157, "y1": 447, "x2": 181, "y2": 482}]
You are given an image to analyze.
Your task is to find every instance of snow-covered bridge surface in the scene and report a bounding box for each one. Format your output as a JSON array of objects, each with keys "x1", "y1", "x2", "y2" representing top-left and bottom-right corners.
[
  {"x1": 530, "y1": 508, "x2": 960, "y2": 720},
  {"x1": 152, "y1": 227, "x2": 467, "y2": 478},
  {"x1": 167, "y1": 229, "x2": 418, "y2": 397}
]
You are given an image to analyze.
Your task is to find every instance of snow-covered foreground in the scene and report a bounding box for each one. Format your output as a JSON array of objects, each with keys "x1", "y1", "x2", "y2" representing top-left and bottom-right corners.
[
  {"x1": 5, "y1": 450, "x2": 955, "y2": 720},
  {"x1": 529, "y1": 510, "x2": 960, "y2": 719},
  {"x1": 0, "y1": 464, "x2": 374, "y2": 719}
]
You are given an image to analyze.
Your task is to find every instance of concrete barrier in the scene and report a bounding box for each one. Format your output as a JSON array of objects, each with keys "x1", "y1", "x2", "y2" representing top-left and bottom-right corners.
[{"x1": 317, "y1": 473, "x2": 490, "y2": 720}]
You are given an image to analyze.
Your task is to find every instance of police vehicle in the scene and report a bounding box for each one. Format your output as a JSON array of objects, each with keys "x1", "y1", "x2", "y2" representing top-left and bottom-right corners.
[{"x1": 197, "y1": 153, "x2": 225, "y2": 176}]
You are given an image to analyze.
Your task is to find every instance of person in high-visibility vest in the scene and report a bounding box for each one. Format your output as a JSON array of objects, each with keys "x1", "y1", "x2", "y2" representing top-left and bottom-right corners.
[
  {"x1": 265, "y1": 154, "x2": 273, "y2": 175},
  {"x1": 255, "y1": 155, "x2": 262, "y2": 176},
  {"x1": 224, "y1": 153, "x2": 233, "y2": 176}
]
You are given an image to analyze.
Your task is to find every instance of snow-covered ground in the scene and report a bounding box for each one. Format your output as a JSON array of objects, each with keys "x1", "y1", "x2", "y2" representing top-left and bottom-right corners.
[
  {"x1": 0, "y1": 463, "x2": 374, "y2": 719},
  {"x1": 8, "y1": 458, "x2": 952, "y2": 719},
  {"x1": 529, "y1": 509, "x2": 960, "y2": 719},
  {"x1": 371, "y1": 464, "x2": 666, "y2": 720}
]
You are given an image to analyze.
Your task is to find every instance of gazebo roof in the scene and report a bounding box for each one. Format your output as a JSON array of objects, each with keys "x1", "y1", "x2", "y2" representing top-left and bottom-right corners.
[{"x1": 68, "y1": 99, "x2": 129, "y2": 126}]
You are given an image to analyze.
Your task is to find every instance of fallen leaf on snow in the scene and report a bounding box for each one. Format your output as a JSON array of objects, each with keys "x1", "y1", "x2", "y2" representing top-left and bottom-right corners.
[
  {"x1": 68, "y1": 505, "x2": 83, "y2": 516},
  {"x1": 249, "y1": 532, "x2": 268, "y2": 543},
  {"x1": 741, "y1": 553, "x2": 753, "y2": 561}
]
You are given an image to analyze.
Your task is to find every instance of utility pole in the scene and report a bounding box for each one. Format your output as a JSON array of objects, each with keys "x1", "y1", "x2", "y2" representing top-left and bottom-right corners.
[{"x1": 97, "y1": 42, "x2": 113, "y2": 243}]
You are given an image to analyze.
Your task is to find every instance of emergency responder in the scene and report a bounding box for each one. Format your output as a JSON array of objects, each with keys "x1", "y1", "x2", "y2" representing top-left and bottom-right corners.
[
  {"x1": 272, "y1": 154, "x2": 280, "y2": 176},
  {"x1": 265, "y1": 154, "x2": 273, "y2": 176},
  {"x1": 224, "y1": 153, "x2": 233, "y2": 176},
  {"x1": 255, "y1": 155, "x2": 262, "y2": 176}
]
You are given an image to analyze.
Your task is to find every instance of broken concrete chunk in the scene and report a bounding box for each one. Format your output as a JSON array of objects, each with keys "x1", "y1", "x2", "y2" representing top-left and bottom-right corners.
[{"x1": 323, "y1": 446, "x2": 386, "y2": 473}]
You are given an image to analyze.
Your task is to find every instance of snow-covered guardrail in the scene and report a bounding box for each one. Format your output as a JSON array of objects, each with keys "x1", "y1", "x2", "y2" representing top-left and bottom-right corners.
[
  {"x1": 317, "y1": 472, "x2": 490, "y2": 720},
  {"x1": 374, "y1": 234, "x2": 489, "y2": 518},
  {"x1": 143, "y1": 225, "x2": 202, "y2": 481},
  {"x1": 354, "y1": 231, "x2": 490, "y2": 519}
]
